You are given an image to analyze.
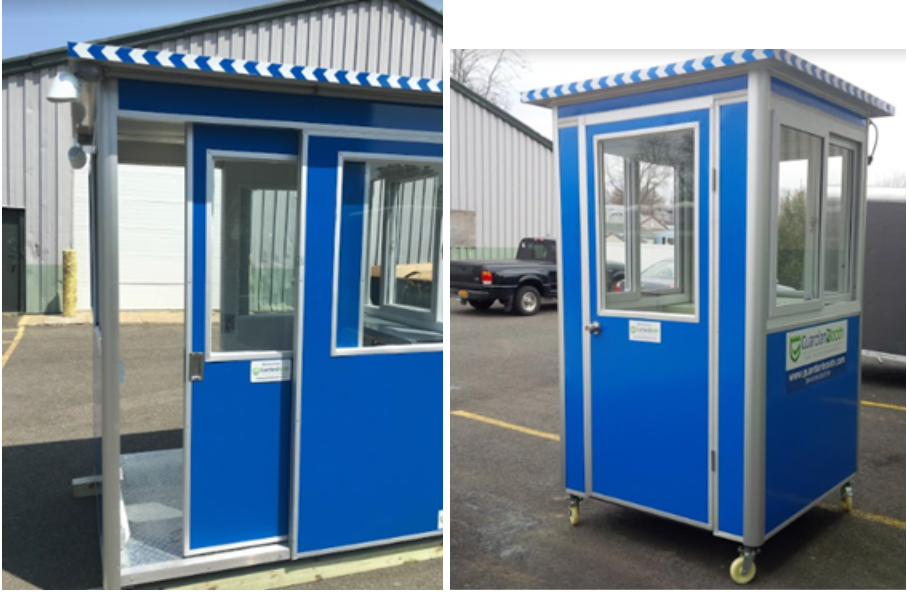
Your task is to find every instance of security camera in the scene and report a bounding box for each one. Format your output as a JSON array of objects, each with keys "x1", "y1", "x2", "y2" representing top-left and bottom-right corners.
[{"x1": 68, "y1": 142, "x2": 88, "y2": 170}]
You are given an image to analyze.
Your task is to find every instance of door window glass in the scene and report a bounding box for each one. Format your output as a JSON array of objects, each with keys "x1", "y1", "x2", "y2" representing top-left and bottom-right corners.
[
  {"x1": 598, "y1": 127, "x2": 696, "y2": 316},
  {"x1": 336, "y1": 159, "x2": 443, "y2": 350},
  {"x1": 210, "y1": 157, "x2": 299, "y2": 354}
]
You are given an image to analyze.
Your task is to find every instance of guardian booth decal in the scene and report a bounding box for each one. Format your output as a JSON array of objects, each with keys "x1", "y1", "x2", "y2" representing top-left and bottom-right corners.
[{"x1": 785, "y1": 320, "x2": 848, "y2": 392}]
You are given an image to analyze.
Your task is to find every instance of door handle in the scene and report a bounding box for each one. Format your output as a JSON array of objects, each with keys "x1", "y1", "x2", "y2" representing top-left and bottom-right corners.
[
  {"x1": 188, "y1": 352, "x2": 204, "y2": 382},
  {"x1": 584, "y1": 321, "x2": 601, "y2": 335}
]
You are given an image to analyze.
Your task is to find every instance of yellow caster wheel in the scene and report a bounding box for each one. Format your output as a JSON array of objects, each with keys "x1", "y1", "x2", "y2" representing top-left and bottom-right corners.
[
  {"x1": 569, "y1": 503, "x2": 580, "y2": 526},
  {"x1": 841, "y1": 483, "x2": 854, "y2": 512},
  {"x1": 730, "y1": 556, "x2": 756, "y2": 585},
  {"x1": 842, "y1": 494, "x2": 853, "y2": 512}
]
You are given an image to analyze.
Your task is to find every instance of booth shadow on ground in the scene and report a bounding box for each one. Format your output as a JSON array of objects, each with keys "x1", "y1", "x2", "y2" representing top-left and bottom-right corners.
[
  {"x1": 860, "y1": 358, "x2": 907, "y2": 388},
  {"x1": 2, "y1": 430, "x2": 181, "y2": 590}
]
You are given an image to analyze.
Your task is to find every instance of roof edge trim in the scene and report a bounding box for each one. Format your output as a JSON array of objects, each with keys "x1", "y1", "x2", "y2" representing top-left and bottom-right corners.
[{"x1": 67, "y1": 41, "x2": 443, "y2": 93}]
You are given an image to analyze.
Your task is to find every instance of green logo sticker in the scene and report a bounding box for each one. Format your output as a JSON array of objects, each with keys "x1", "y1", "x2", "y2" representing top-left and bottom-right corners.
[
  {"x1": 789, "y1": 336, "x2": 802, "y2": 363},
  {"x1": 252, "y1": 367, "x2": 261, "y2": 376}
]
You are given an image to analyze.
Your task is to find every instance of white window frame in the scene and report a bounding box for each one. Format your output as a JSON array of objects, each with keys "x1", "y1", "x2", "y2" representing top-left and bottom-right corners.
[
  {"x1": 768, "y1": 96, "x2": 865, "y2": 320},
  {"x1": 823, "y1": 135, "x2": 861, "y2": 305},
  {"x1": 593, "y1": 122, "x2": 700, "y2": 322},
  {"x1": 332, "y1": 152, "x2": 443, "y2": 356}
]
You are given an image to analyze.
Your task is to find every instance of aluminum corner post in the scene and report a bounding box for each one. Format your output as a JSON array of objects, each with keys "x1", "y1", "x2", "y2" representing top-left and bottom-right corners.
[
  {"x1": 742, "y1": 68, "x2": 770, "y2": 548},
  {"x1": 97, "y1": 77, "x2": 122, "y2": 591}
]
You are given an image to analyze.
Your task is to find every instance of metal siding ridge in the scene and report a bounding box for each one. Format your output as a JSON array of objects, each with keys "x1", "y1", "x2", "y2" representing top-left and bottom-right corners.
[
  {"x1": 3, "y1": 0, "x2": 442, "y2": 76},
  {"x1": 66, "y1": 41, "x2": 442, "y2": 94}
]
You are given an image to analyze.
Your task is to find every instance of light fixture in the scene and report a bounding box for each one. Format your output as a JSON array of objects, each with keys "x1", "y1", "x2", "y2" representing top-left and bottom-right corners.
[
  {"x1": 48, "y1": 71, "x2": 82, "y2": 103},
  {"x1": 68, "y1": 141, "x2": 88, "y2": 170}
]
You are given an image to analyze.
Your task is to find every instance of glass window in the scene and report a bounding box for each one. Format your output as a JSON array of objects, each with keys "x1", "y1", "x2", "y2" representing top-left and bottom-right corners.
[
  {"x1": 598, "y1": 127, "x2": 696, "y2": 315},
  {"x1": 824, "y1": 143, "x2": 856, "y2": 299},
  {"x1": 336, "y1": 159, "x2": 442, "y2": 350},
  {"x1": 775, "y1": 126, "x2": 823, "y2": 308},
  {"x1": 210, "y1": 157, "x2": 299, "y2": 354}
]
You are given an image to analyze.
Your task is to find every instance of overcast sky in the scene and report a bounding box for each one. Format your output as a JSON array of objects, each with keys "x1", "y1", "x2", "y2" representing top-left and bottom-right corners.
[{"x1": 502, "y1": 50, "x2": 905, "y2": 187}]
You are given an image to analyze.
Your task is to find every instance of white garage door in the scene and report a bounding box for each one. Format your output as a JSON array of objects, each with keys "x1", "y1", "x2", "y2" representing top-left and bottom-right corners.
[{"x1": 74, "y1": 164, "x2": 186, "y2": 310}]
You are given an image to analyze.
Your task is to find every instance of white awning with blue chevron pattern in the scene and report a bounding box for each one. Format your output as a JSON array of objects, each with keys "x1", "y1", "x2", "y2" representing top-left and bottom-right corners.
[
  {"x1": 68, "y1": 41, "x2": 443, "y2": 94},
  {"x1": 522, "y1": 49, "x2": 894, "y2": 117}
]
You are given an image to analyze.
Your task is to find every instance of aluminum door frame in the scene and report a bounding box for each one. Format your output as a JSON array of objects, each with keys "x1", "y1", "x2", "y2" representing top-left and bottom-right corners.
[{"x1": 573, "y1": 90, "x2": 746, "y2": 532}]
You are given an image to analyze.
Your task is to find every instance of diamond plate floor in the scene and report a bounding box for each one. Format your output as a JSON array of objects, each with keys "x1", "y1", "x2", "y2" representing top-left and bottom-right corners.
[{"x1": 121, "y1": 449, "x2": 184, "y2": 569}]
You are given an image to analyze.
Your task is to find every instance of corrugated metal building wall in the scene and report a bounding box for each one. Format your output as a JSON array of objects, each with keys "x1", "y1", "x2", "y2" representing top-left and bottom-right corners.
[
  {"x1": 3, "y1": 65, "x2": 75, "y2": 312},
  {"x1": 2, "y1": 0, "x2": 442, "y2": 313},
  {"x1": 450, "y1": 79, "x2": 555, "y2": 260}
]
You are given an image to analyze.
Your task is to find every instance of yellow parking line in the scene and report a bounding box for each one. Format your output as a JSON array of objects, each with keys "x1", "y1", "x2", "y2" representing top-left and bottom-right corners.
[
  {"x1": 454, "y1": 409, "x2": 905, "y2": 530},
  {"x1": 452, "y1": 410, "x2": 560, "y2": 441},
  {"x1": 819, "y1": 503, "x2": 906, "y2": 530},
  {"x1": 861, "y1": 400, "x2": 906, "y2": 412},
  {"x1": 2, "y1": 321, "x2": 26, "y2": 369},
  {"x1": 853, "y1": 509, "x2": 906, "y2": 530}
]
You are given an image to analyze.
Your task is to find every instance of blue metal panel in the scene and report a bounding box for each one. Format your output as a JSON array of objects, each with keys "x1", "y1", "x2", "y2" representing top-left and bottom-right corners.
[
  {"x1": 119, "y1": 80, "x2": 442, "y2": 133},
  {"x1": 585, "y1": 109, "x2": 711, "y2": 524},
  {"x1": 559, "y1": 77, "x2": 747, "y2": 118},
  {"x1": 771, "y1": 78, "x2": 866, "y2": 127},
  {"x1": 189, "y1": 124, "x2": 299, "y2": 550},
  {"x1": 558, "y1": 126, "x2": 585, "y2": 493},
  {"x1": 190, "y1": 362, "x2": 292, "y2": 548},
  {"x1": 297, "y1": 136, "x2": 442, "y2": 553},
  {"x1": 764, "y1": 316, "x2": 860, "y2": 534},
  {"x1": 336, "y1": 162, "x2": 367, "y2": 349},
  {"x1": 717, "y1": 102, "x2": 748, "y2": 537}
]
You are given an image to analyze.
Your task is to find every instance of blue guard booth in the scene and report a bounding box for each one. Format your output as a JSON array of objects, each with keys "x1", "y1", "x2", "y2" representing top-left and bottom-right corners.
[
  {"x1": 54, "y1": 41, "x2": 442, "y2": 588},
  {"x1": 523, "y1": 50, "x2": 895, "y2": 583}
]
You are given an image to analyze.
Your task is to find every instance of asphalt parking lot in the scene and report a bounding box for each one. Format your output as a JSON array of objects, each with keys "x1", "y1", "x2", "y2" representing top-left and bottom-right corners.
[
  {"x1": 450, "y1": 299, "x2": 906, "y2": 589},
  {"x1": 1, "y1": 315, "x2": 441, "y2": 590}
]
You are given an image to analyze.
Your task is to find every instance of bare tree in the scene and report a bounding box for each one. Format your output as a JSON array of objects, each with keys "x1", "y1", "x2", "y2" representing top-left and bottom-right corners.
[
  {"x1": 450, "y1": 49, "x2": 528, "y2": 108},
  {"x1": 869, "y1": 170, "x2": 906, "y2": 188}
]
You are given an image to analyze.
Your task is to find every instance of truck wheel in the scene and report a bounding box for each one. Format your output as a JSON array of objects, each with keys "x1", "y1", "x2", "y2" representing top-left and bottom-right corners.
[
  {"x1": 513, "y1": 285, "x2": 541, "y2": 316},
  {"x1": 469, "y1": 300, "x2": 494, "y2": 310}
]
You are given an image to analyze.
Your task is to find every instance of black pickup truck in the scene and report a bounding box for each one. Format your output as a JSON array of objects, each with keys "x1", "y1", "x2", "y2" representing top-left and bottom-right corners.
[
  {"x1": 451, "y1": 238, "x2": 627, "y2": 316},
  {"x1": 451, "y1": 238, "x2": 557, "y2": 315},
  {"x1": 452, "y1": 238, "x2": 625, "y2": 316}
]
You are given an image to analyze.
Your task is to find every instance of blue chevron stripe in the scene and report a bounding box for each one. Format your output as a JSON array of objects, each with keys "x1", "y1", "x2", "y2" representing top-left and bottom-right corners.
[
  {"x1": 65, "y1": 41, "x2": 441, "y2": 94},
  {"x1": 116, "y1": 47, "x2": 134, "y2": 64},
  {"x1": 144, "y1": 50, "x2": 161, "y2": 67},
  {"x1": 88, "y1": 45, "x2": 106, "y2": 61},
  {"x1": 520, "y1": 49, "x2": 894, "y2": 116}
]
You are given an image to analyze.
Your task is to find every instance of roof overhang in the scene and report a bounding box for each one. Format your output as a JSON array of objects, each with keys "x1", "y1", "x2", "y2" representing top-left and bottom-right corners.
[
  {"x1": 65, "y1": 41, "x2": 443, "y2": 107},
  {"x1": 523, "y1": 50, "x2": 894, "y2": 119}
]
